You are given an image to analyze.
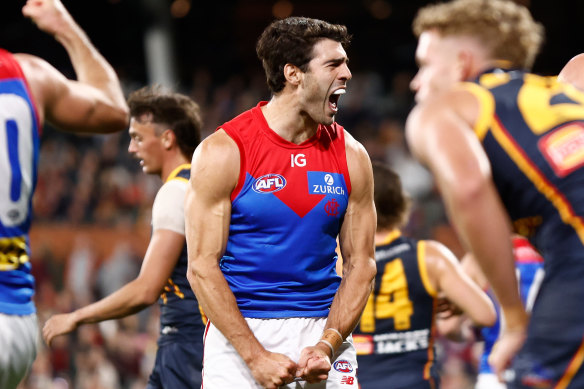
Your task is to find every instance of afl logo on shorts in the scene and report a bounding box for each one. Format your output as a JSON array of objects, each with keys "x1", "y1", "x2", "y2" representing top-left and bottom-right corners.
[
  {"x1": 252, "y1": 174, "x2": 287, "y2": 193},
  {"x1": 333, "y1": 360, "x2": 353, "y2": 373}
]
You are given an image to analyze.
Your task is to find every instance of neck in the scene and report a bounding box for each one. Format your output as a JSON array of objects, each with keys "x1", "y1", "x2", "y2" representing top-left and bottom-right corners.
[
  {"x1": 375, "y1": 228, "x2": 400, "y2": 245},
  {"x1": 160, "y1": 152, "x2": 190, "y2": 182},
  {"x1": 262, "y1": 94, "x2": 319, "y2": 144}
]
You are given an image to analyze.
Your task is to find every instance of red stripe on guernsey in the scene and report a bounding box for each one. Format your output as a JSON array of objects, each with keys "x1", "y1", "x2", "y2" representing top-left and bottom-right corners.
[
  {"x1": 0, "y1": 49, "x2": 41, "y2": 135},
  {"x1": 512, "y1": 236, "x2": 544, "y2": 264},
  {"x1": 201, "y1": 321, "x2": 211, "y2": 389},
  {"x1": 494, "y1": 115, "x2": 584, "y2": 244}
]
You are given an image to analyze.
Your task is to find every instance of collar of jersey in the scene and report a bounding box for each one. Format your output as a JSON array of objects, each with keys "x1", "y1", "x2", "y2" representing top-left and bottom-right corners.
[
  {"x1": 253, "y1": 101, "x2": 326, "y2": 149},
  {"x1": 165, "y1": 163, "x2": 191, "y2": 183},
  {"x1": 376, "y1": 229, "x2": 401, "y2": 247}
]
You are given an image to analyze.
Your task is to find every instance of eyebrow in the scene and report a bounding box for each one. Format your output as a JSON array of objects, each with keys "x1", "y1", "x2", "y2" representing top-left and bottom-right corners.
[{"x1": 325, "y1": 57, "x2": 349, "y2": 66}]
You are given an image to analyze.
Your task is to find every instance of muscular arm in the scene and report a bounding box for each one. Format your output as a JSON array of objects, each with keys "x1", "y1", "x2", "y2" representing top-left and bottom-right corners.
[
  {"x1": 43, "y1": 229, "x2": 184, "y2": 346},
  {"x1": 185, "y1": 131, "x2": 295, "y2": 388},
  {"x1": 406, "y1": 90, "x2": 527, "y2": 373},
  {"x1": 329, "y1": 133, "x2": 377, "y2": 340},
  {"x1": 17, "y1": 0, "x2": 128, "y2": 133}
]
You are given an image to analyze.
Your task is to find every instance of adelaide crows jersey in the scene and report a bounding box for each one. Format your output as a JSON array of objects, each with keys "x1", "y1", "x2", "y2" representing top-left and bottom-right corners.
[
  {"x1": 220, "y1": 102, "x2": 351, "y2": 318},
  {"x1": 154, "y1": 165, "x2": 206, "y2": 343},
  {"x1": 353, "y1": 231, "x2": 439, "y2": 389},
  {"x1": 0, "y1": 49, "x2": 40, "y2": 315},
  {"x1": 463, "y1": 68, "x2": 584, "y2": 276}
]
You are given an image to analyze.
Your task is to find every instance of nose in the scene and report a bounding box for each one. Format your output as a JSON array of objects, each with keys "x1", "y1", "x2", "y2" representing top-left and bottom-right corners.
[
  {"x1": 340, "y1": 63, "x2": 352, "y2": 81},
  {"x1": 128, "y1": 139, "x2": 137, "y2": 154},
  {"x1": 410, "y1": 72, "x2": 420, "y2": 92}
]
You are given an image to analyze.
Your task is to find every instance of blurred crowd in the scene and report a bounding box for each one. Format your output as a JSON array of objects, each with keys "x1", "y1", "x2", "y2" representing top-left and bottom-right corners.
[{"x1": 20, "y1": 66, "x2": 477, "y2": 389}]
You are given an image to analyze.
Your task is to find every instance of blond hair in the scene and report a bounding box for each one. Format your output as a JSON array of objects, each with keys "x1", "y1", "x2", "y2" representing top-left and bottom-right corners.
[{"x1": 413, "y1": 0, "x2": 544, "y2": 70}]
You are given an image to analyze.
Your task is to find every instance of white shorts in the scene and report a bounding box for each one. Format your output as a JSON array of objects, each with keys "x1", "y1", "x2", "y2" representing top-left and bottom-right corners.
[
  {"x1": 0, "y1": 313, "x2": 39, "y2": 389},
  {"x1": 476, "y1": 373, "x2": 507, "y2": 389},
  {"x1": 203, "y1": 317, "x2": 358, "y2": 388}
]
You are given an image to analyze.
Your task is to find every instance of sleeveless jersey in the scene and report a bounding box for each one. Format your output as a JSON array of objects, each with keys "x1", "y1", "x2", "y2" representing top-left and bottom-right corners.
[
  {"x1": 0, "y1": 49, "x2": 40, "y2": 315},
  {"x1": 156, "y1": 165, "x2": 206, "y2": 343},
  {"x1": 464, "y1": 68, "x2": 584, "y2": 278},
  {"x1": 479, "y1": 236, "x2": 544, "y2": 374},
  {"x1": 220, "y1": 102, "x2": 351, "y2": 318},
  {"x1": 353, "y1": 231, "x2": 439, "y2": 389}
]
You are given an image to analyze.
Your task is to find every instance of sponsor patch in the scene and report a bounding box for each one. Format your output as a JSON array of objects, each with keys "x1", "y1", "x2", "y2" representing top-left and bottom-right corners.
[
  {"x1": 333, "y1": 360, "x2": 353, "y2": 373},
  {"x1": 352, "y1": 334, "x2": 374, "y2": 355},
  {"x1": 539, "y1": 122, "x2": 584, "y2": 177},
  {"x1": 307, "y1": 171, "x2": 347, "y2": 196},
  {"x1": 252, "y1": 174, "x2": 286, "y2": 193}
]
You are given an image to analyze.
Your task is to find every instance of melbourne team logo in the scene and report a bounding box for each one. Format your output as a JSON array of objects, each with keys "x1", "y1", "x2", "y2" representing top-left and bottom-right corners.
[
  {"x1": 333, "y1": 360, "x2": 354, "y2": 373},
  {"x1": 324, "y1": 199, "x2": 340, "y2": 216},
  {"x1": 252, "y1": 174, "x2": 287, "y2": 193}
]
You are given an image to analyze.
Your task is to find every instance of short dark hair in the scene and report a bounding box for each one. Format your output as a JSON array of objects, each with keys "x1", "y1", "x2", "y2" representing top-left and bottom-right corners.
[
  {"x1": 256, "y1": 16, "x2": 351, "y2": 93},
  {"x1": 128, "y1": 86, "x2": 202, "y2": 160},
  {"x1": 373, "y1": 162, "x2": 412, "y2": 230}
]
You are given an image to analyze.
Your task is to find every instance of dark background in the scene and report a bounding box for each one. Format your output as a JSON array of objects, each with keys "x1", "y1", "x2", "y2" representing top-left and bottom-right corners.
[{"x1": 1, "y1": 0, "x2": 583, "y2": 91}]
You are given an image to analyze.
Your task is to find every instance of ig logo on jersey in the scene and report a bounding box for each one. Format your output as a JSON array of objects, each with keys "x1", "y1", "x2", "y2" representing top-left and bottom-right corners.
[{"x1": 252, "y1": 174, "x2": 287, "y2": 193}]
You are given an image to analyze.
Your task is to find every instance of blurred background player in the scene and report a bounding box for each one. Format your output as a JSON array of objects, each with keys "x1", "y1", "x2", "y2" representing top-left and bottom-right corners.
[
  {"x1": 42, "y1": 86, "x2": 205, "y2": 389},
  {"x1": 352, "y1": 162, "x2": 495, "y2": 389},
  {"x1": 440, "y1": 235, "x2": 545, "y2": 389},
  {"x1": 185, "y1": 16, "x2": 376, "y2": 388},
  {"x1": 0, "y1": 0, "x2": 128, "y2": 387},
  {"x1": 406, "y1": 0, "x2": 584, "y2": 386}
]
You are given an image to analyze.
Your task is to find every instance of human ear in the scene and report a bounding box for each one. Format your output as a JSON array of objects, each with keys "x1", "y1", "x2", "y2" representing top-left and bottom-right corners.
[{"x1": 284, "y1": 63, "x2": 301, "y2": 86}]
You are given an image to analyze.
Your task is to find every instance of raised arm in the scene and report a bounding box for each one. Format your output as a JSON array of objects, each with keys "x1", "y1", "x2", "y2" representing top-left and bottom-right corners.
[
  {"x1": 184, "y1": 131, "x2": 296, "y2": 389},
  {"x1": 406, "y1": 90, "x2": 527, "y2": 375},
  {"x1": 42, "y1": 228, "x2": 184, "y2": 346},
  {"x1": 297, "y1": 132, "x2": 377, "y2": 382},
  {"x1": 16, "y1": 0, "x2": 128, "y2": 133}
]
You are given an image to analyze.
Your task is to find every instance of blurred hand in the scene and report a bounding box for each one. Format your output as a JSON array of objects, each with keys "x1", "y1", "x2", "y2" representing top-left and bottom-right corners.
[
  {"x1": 296, "y1": 343, "x2": 331, "y2": 384},
  {"x1": 43, "y1": 313, "x2": 78, "y2": 347},
  {"x1": 489, "y1": 326, "x2": 527, "y2": 381},
  {"x1": 22, "y1": 0, "x2": 76, "y2": 37},
  {"x1": 247, "y1": 350, "x2": 297, "y2": 389}
]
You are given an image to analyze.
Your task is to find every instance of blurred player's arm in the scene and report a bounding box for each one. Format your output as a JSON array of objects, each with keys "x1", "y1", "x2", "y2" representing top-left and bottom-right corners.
[
  {"x1": 297, "y1": 132, "x2": 377, "y2": 383},
  {"x1": 185, "y1": 130, "x2": 296, "y2": 389},
  {"x1": 43, "y1": 228, "x2": 184, "y2": 346},
  {"x1": 425, "y1": 241, "x2": 495, "y2": 327},
  {"x1": 16, "y1": 0, "x2": 128, "y2": 133},
  {"x1": 406, "y1": 89, "x2": 527, "y2": 376}
]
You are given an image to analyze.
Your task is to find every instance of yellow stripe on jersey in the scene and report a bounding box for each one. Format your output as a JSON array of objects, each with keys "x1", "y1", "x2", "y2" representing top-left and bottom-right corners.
[
  {"x1": 165, "y1": 163, "x2": 191, "y2": 183},
  {"x1": 377, "y1": 229, "x2": 401, "y2": 247},
  {"x1": 556, "y1": 337, "x2": 584, "y2": 389},
  {"x1": 417, "y1": 241, "x2": 437, "y2": 298},
  {"x1": 490, "y1": 118, "x2": 584, "y2": 245},
  {"x1": 458, "y1": 82, "x2": 495, "y2": 141}
]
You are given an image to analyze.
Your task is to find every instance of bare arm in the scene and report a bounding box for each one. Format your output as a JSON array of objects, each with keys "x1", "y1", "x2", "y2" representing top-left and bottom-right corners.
[
  {"x1": 42, "y1": 229, "x2": 183, "y2": 346},
  {"x1": 297, "y1": 132, "x2": 377, "y2": 382},
  {"x1": 185, "y1": 131, "x2": 296, "y2": 389},
  {"x1": 425, "y1": 241, "x2": 495, "y2": 327},
  {"x1": 406, "y1": 90, "x2": 527, "y2": 374},
  {"x1": 17, "y1": 0, "x2": 128, "y2": 133}
]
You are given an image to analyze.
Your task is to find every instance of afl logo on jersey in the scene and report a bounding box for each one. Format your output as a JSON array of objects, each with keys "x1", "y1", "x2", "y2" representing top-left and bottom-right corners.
[
  {"x1": 252, "y1": 174, "x2": 287, "y2": 193},
  {"x1": 333, "y1": 360, "x2": 353, "y2": 373}
]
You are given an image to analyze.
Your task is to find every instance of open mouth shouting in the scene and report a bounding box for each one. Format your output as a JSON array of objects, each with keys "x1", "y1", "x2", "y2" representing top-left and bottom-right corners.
[{"x1": 328, "y1": 88, "x2": 346, "y2": 114}]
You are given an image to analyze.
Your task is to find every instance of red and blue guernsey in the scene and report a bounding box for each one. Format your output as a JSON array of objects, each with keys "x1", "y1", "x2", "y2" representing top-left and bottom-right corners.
[
  {"x1": 220, "y1": 102, "x2": 351, "y2": 318},
  {"x1": 0, "y1": 49, "x2": 41, "y2": 315}
]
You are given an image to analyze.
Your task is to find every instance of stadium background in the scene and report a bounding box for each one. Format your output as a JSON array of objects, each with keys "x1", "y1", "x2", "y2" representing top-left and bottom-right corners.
[{"x1": 1, "y1": 0, "x2": 582, "y2": 388}]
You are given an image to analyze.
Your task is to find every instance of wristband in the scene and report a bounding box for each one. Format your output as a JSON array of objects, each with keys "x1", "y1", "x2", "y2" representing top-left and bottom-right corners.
[
  {"x1": 318, "y1": 339, "x2": 335, "y2": 358},
  {"x1": 320, "y1": 328, "x2": 343, "y2": 354}
]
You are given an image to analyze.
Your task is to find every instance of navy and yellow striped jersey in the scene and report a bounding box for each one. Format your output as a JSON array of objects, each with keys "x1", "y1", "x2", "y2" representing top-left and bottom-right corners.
[
  {"x1": 157, "y1": 165, "x2": 206, "y2": 344},
  {"x1": 353, "y1": 230, "x2": 438, "y2": 389},
  {"x1": 463, "y1": 68, "x2": 584, "y2": 277}
]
